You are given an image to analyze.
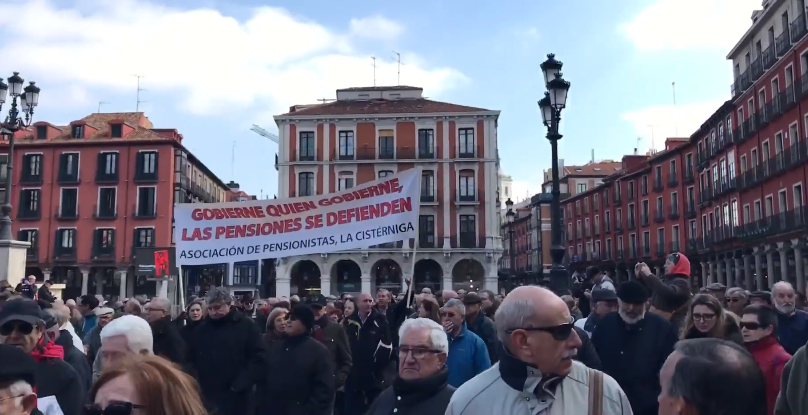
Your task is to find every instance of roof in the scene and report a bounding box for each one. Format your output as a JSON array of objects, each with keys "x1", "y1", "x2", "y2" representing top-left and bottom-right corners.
[
  {"x1": 337, "y1": 86, "x2": 422, "y2": 92},
  {"x1": 277, "y1": 98, "x2": 493, "y2": 117},
  {"x1": 564, "y1": 161, "x2": 622, "y2": 177}
]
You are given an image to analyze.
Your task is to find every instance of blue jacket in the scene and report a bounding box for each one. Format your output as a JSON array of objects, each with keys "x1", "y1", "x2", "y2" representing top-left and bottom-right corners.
[
  {"x1": 446, "y1": 323, "x2": 491, "y2": 388},
  {"x1": 777, "y1": 309, "x2": 808, "y2": 355}
]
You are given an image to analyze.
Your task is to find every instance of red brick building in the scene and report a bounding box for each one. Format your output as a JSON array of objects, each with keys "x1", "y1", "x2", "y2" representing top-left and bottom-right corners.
[{"x1": 6, "y1": 112, "x2": 236, "y2": 300}]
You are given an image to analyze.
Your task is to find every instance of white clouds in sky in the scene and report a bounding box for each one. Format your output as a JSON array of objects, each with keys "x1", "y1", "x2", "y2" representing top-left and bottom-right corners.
[
  {"x1": 620, "y1": 100, "x2": 726, "y2": 151},
  {"x1": 620, "y1": 0, "x2": 760, "y2": 51},
  {"x1": 0, "y1": 0, "x2": 467, "y2": 119}
]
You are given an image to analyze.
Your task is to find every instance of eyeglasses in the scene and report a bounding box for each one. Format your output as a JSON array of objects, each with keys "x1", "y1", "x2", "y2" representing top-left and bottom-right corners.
[
  {"x1": 0, "y1": 394, "x2": 23, "y2": 402},
  {"x1": 84, "y1": 403, "x2": 146, "y2": 415},
  {"x1": 506, "y1": 316, "x2": 576, "y2": 341},
  {"x1": 692, "y1": 313, "x2": 716, "y2": 322},
  {"x1": 0, "y1": 321, "x2": 34, "y2": 336},
  {"x1": 399, "y1": 346, "x2": 442, "y2": 359},
  {"x1": 440, "y1": 311, "x2": 457, "y2": 318},
  {"x1": 726, "y1": 297, "x2": 742, "y2": 303},
  {"x1": 739, "y1": 322, "x2": 763, "y2": 330}
]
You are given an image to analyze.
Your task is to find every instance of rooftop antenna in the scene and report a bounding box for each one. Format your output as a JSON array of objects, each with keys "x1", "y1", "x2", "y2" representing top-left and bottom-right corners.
[
  {"x1": 635, "y1": 137, "x2": 642, "y2": 155},
  {"x1": 316, "y1": 97, "x2": 335, "y2": 103},
  {"x1": 97, "y1": 101, "x2": 110, "y2": 113},
  {"x1": 371, "y1": 56, "x2": 377, "y2": 86},
  {"x1": 672, "y1": 81, "x2": 678, "y2": 136},
  {"x1": 646, "y1": 125, "x2": 657, "y2": 153},
  {"x1": 132, "y1": 75, "x2": 147, "y2": 112},
  {"x1": 231, "y1": 141, "x2": 236, "y2": 178},
  {"x1": 392, "y1": 51, "x2": 405, "y2": 85},
  {"x1": 591, "y1": 149, "x2": 595, "y2": 164}
]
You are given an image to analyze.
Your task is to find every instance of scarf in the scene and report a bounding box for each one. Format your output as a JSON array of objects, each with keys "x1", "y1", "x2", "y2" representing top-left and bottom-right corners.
[{"x1": 28, "y1": 338, "x2": 64, "y2": 406}]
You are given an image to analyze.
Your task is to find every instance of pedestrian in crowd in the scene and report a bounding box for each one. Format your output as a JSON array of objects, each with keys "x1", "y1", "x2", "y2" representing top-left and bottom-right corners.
[
  {"x1": 658, "y1": 338, "x2": 766, "y2": 415},
  {"x1": 77, "y1": 295, "x2": 100, "y2": 338},
  {"x1": 578, "y1": 266, "x2": 615, "y2": 318},
  {"x1": 44, "y1": 309, "x2": 91, "y2": 392},
  {"x1": 461, "y1": 292, "x2": 499, "y2": 363},
  {"x1": 771, "y1": 281, "x2": 808, "y2": 355},
  {"x1": 36, "y1": 281, "x2": 55, "y2": 304},
  {"x1": 343, "y1": 293, "x2": 393, "y2": 414},
  {"x1": 0, "y1": 343, "x2": 41, "y2": 415},
  {"x1": 0, "y1": 299, "x2": 84, "y2": 415},
  {"x1": 144, "y1": 297, "x2": 186, "y2": 365},
  {"x1": 703, "y1": 283, "x2": 728, "y2": 304},
  {"x1": 0, "y1": 279, "x2": 12, "y2": 293},
  {"x1": 440, "y1": 290, "x2": 458, "y2": 306},
  {"x1": 575, "y1": 288, "x2": 618, "y2": 337},
  {"x1": 16, "y1": 276, "x2": 37, "y2": 300},
  {"x1": 366, "y1": 318, "x2": 454, "y2": 415},
  {"x1": 636, "y1": 253, "x2": 693, "y2": 332},
  {"x1": 47, "y1": 304, "x2": 83, "y2": 354},
  {"x1": 254, "y1": 300, "x2": 270, "y2": 333},
  {"x1": 738, "y1": 304, "x2": 790, "y2": 415},
  {"x1": 329, "y1": 308, "x2": 343, "y2": 322},
  {"x1": 441, "y1": 298, "x2": 490, "y2": 388},
  {"x1": 726, "y1": 287, "x2": 750, "y2": 316},
  {"x1": 265, "y1": 307, "x2": 289, "y2": 347},
  {"x1": 124, "y1": 298, "x2": 143, "y2": 317},
  {"x1": 342, "y1": 298, "x2": 356, "y2": 321},
  {"x1": 96, "y1": 315, "x2": 153, "y2": 380},
  {"x1": 592, "y1": 280, "x2": 677, "y2": 415},
  {"x1": 478, "y1": 289, "x2": 498, "y2": 320},
  {"x1": 83, "y1": 307, "x2": 114, "y2": 367},
  {"x1": 90, "y1": 354, "x2": 209, "y2": 415},
  {"x1": 750, "y1": 290, "x2": 774, "y2": 306},
  {"x1": 680, "y1": 293, "x2": 743, "y2": 345},
  {"x1": 446, "y1": 285, "x2": 630, "y2": 415},
  {"x1": 187, "y1": 288, "x2": 267, "y2": 415},
  {"x1": 263, "y1": 304, "x2": 335, "y2": 415},
  {"x1": 416, "y1": 295, "x2": 441, "y2": 324},
  {"x1": 307, "y1": 294, "x2": 352, "y2": 389},
  {"x1": 560, "y1": 294, "x2": 583, "y2": 321},
  {"x1": 572, "y1": 325, "x2": 602, "y2": 370},
  {"x1": 179, "y1": 299, "x2": 206, "y2": 346}
]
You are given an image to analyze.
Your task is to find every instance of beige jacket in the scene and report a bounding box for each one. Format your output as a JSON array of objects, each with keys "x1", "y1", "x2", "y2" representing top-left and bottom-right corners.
[{"x1": 445, "y1": 360, "x2": 632, "y2": 415}]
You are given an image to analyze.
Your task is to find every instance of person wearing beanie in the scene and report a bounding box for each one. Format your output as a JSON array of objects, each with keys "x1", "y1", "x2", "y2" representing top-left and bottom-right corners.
[
  {"x1": 262, "y1": 304, "x2": 335, "y2": 415},
  {"x1": 635, "y1": 252, "x2": 693, "y2": 332}
]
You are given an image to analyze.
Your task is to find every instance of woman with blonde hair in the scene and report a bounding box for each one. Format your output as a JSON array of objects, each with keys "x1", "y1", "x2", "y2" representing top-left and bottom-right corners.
[
  {"x1": 88, "y1": 354, "x2": 208, "y2": 415},
  {"x1": 680, "y1": 293, "x2": 743, "y2": 345},
  {"x1": 265, "y1": 307, "x2": 289, "y2": 347}
]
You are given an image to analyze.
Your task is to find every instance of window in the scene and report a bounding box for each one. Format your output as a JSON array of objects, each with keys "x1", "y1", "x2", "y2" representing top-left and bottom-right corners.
[
  {"x1": 669, "y1": 160, "x2": 677, "y2": 179},
  {"x1": 685, "y1": 154, "x2": 693, "y2": 176},
  {"x1": 110, "y1": 124, "x2": 123, "y2": 138},
  {"x1": 93, "y1": 229, "x2": 115, "y2": 256},
  {"x1": 731, "y1": 199, "x2": 739, "y2": 227},
  {"x1": 641, "y1": 200, "x2": 650, "y2": 224},
  {"x1": 656, "y1": 197, "x2": 664, "y2": 219},
  {"x1": 378, "y1": 130, "x2": 394, "y2": 159},
  {"x1": 594, "y1": 215, "x2": 600, "y2": 234},
  {"x1": 628, "y1": 181, "x2": 635, "y2": 199},
  {"x1": 740, "y1": 155, "x2": 747, "y2": 172},
  {"x1": 58, "y1": 153, "x2": 79, "y2": 183},
  {"x1": 765, "y1": 196, "x2": 774, "y2": 217},
  {"x1": 459, "y1": 215, "x2": 476, "y2": 248},
  {"x1": 97, "y1": 188, "x2": 117, "y2": 218},
  {"x1": 418, "y1": 129, "x2": 435, "y2": 158},
  {"x1": 672, "y1": 225, "x2": 680, "y2": 251},
  {"x1": 71, "y1": 125, "x2": 83, "y2": 139},
  {"x1": 795, "y1": 184, "x2": 804, "y2": 208},
  {"x1": 654, "y1": 166, "x2": 663, "y2": 188},
  {"x1": 584, "y1": 199, "x2": 589, "y2": 214},
  {"x1": 136, "y1": 187, "x2": 157, "y2": 217},
  {"x1": 378, "y1": 170, "x2": 394, "y2": 179},
  {"x1": 35, "y1": 125, "x2": 47, "y2": 139},
  {"x1": 629, "y1": 234, "x2": 637, "y2": 257},
  {"x1": 458, "y1": 128, "x2": 475, "y2": 157},
  {"x1": 338, "y1": 131, "x2": 354, "y2": 159},
  {"x1": 135, "y1": 151, "x2": 158, "y2": 180},
  {"x1": 688, "y1": 220, "x2": 697, "y2": 239},
  {"x1": 56, "y1": 229, "x2": 76, "y2": 255},
  {"x1": 643, "y1": 231, "x2": 651, "y2": 255},
  {"x1": 18, "y1": 189, "x2": 40, "y2": 219},
  {"x1": 577, "y1": 183, "x2": 587, "y2": 193},
  {"x1": 728, "y1": 151, "x2": 736, "y2": 181},
  {"x1": 21, "y1": 154, "x2": 42, "y2": 183},
  {"x1": 778, "y1": 190, "x2": 788, "y2": 212},
  {"x1": 743, "y1": 204, "x2": 751, "y2": 223},
  {"x1": 298, "y1": 172, "x2": 314, "y2": 197},
  {"x1": 567, "y1": 223, "x2": 572, "y2": 240},
  {"x1": 134, "y1": 228, "x2": 155, "y2": 248},
  {"x1": 657, "y1": 228, "x2": 665, "y2": 254},
  {"x1": 337, "y1": 173, "x2": 354, "y2": 191},
  {"x1": 299, "y1": 132, "x2": 315, "y2": 161},
  {"x1": 459, "y1": 170, "x2": 475, "y2": 200},
  {"x1": 17, "y1": 229, "x2": 37, "y2": 255},
  {"x1": 605, "y1": 211, "x2": 611, "y2": 231},
  {"x1": 59, "y1": 188, "x2": 78, "y2": 219},
  {"x1": 754, "y1": 200, "x2": 762, "y2": 220},
  {"x1": 419, "y1": 215, "x2": 435, "y2": 248},
  {"x1": 421, "y1": 172, "x2": 435, "y2": 202},
  {"x1": 585, "y1": 218, "x2": 590, "y2": 237},
  {"x1": 641, "y1": 176, "x2": 648, "y2": 194},
  {"x1": 96, "y1": 152, "x2": 118, "y2": 182},
  {"x1": 0, "y1": 154, "x2": 7, "y2": 182},
  {"x1": 628, "y1": 204, "x2": 636, "y2": 228},
  {"x1": 593, "y1": 194, "x2": 599, "y2": 210}
]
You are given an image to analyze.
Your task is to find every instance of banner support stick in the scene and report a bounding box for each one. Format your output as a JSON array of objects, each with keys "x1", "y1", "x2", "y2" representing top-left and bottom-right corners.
[{"x1": 405, "y1": 218, "x2": 419, "y2": 310}]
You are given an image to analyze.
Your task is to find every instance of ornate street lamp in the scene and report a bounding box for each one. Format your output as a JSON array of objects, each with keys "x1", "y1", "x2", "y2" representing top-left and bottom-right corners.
[
  {"x1": 505, "y1": 198, "x2": 516, "y2": 288},
  {"x1": 0, "y1": 72, "x2": 41, "y2": 240},
  {"x1": 538, "y1": 54, "x2": 571, "y2": 294}
]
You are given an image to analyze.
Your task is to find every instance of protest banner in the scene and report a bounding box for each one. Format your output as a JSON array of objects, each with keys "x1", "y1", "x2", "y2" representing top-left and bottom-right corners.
[{"x1": 174, "y1": 168, "x2": 421, "y2": 266}]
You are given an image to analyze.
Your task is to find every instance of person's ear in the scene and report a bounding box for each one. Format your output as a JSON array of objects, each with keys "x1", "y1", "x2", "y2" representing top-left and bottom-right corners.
[{"x1": 22, "y1": 394, "x2": 37, "y2": 414}]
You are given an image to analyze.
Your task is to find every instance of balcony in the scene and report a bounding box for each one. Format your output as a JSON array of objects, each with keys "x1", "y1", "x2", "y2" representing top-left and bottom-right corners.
[
  {"x1": 332, "y1": 148, "x2": 356, "y2": 161},
  {"x1": 57, "y1": 171, "x2": 79, "y2": 185},
  {"x1": 614, "y1": 224, "x2": 623, "y2": 234},
  {"x1": 652, "y1": 180, "x2": 664, "y2": 192},
  {"x1": 54, "y1": 246, "x2": 76, "y2": 262},
  {"x1": 642, "y1": 244, "x2": 651, "y2": 257},
  {"x1": 458, "y1": 234, "x2": 478, "y2": 249},
  {"x1": 776, "y1": 30, "x2": 791, "y2": 57},
  {"x1": 616, "y1": 249, "x2": 624, "y2": 260},
  {"x1": 457, "y1": 148, "x2": 476, "y2": 159},
  {"x1": 685, "y1": 201, "x2": 696, "y2": 219},
  {"x1": 669, "y1": 208, "x2": 680, "y2": 220},
  {"x1": 791, "y1": 13, "x2": 807, "y2": 45},
  {"x1": 627, "y1": 191, "x2": 635, "y2": 201},
  {"x1": 773, "y1": 92, "x2": 784, "y2": 118},
  {"x1": 19, "y1": 173, "x2": 42, "y2": 185},
  {"x1": 133, "y1": 170, "x2": 158, "y2": 183},
  {"x1": 419, "y1": 236, "x2": 435, "y2": 248},
  {"x1": 133, "y1": 203, "x2": 157, "y2": 219},
  {"x1": 92, "y1": 244, "x2": 116, "y2": 261},
  {"x1": 686, "y1": 238, "x2": 698, "y2": 254},
  {"x1": 750, "y1": 57, "x2": 763, "y2": 81},
  {"x1": 683, "y1": 169, "x2": 694, "y2": 184},
  {"x1": 420, "y1": 194, "x2": 436, "y2": 203},
  {"x1": 655, "y1": 212, "x2": 665, "y2": 223},
  {"x1": 740, "y1": 70, "x2": 752, "y2": 91},
  {"x1": 418, "y1": 148, "x2": 436, "y2": 159},
  {"x1": 641, "y1": 215, "x2": 649, "y2": 227},
  {"x1": 17, "y1": 208, "x2": 40, "y2": 221},
  {"x1": 613, "y1": 196, "x2": 622, "y2": 206},
  {"x1": 456, "y1": 191, "x2": 478, "y2": 203},
  {"x1": 26, "y1": 246, "x2": 37, "y2": 261},
  {"x1": 735, "y1": 208, "x2": 808, "y2": 241},
  {"x1": 296, "y1": 152, "x2": 316, "y2": 162},
  {"x1": 627, "y1": 218, "x2": 636, "y2": 230},
  {"x1": 762, "y1": 45, "x2": 776, "y2": 70},
  {"x1": 55, "y1": 205, "x2": 79, "y2": 221},
  {"x1": 668, "y1": 175, "x2": 678, "y2": 188},
  {"x1": 94, "y1": 204, "x2": 117, "y2": 220},
  {"x1": 95, "y1": 169, "x2": 119, "y2": 184}
]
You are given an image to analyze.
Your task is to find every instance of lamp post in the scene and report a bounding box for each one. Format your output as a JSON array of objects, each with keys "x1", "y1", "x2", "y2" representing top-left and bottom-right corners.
[
  {"x1": 538, "y1": 54, "x2": 571, "y2": 295},
  {"x1": 0, "y1": 72, "x2": 41, "y2": 241},
  {"x1": 505, "y1": 198, "x2": 516, "y2": 288}
]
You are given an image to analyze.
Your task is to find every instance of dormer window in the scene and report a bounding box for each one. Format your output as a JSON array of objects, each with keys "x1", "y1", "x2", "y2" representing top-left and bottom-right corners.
[
  {"x1": 35, "y1": 125, "x2": 46, "y2": 139},
  {"x1": 110, "y1": 124, "x2": 123, "y2": 138},
  {"x1": 71, "y1": 125, "x2": 84, "y2": 139}
]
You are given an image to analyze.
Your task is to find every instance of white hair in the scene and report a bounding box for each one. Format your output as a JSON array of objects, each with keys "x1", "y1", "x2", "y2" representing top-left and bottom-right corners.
[
  {"x1": 772, "y1": 281, "x2": 794, "y2": 294},
  {"x1": 100, "y1": 315, "x2": 153, "y2": 354},
  {"x1": 494, "y1": 298, "x2": 538, "y2": 343},
  {"x1": 442, "y1": 299, "x2": 466, "y2": 316},
  {"x1": 6, "y1": 380, "x2": 34, "y2": 407},
  {"x1": 398, "y1": 318, "x2": 449, "y2": 354}
]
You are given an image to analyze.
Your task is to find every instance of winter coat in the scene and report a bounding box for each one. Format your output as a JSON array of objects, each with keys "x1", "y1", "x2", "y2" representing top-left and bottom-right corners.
[
  {"x1": 312, "y1": 314, "x2": 352, "y2": 389},
  {"x1": 592, "y1": 312, "x2": 678, "y2": 415},
  {"x1": 31, "y1": 339, "x2": 85, "y2": 415},
  {"x1": 188, "y1": 309, "x2": 268, "y2": 415},
  {"x1": 573, "y1": 326, "x2": 602, "y2": 370},
  {"x1": 366, "y1": 367, "x2": 455, "y2": 415},
  {"x1": 150, "y1": 316, "x2": 187, "y2": 365},
  {"x1": 775, "y1": 340, "x2": 807, "y2": 415},
  {"x1": 37, "y1": 285, "x2": 56, "y2": 303},
  {"x1": 746, "y1": 336, "x2": 790, "y2": 415},
  {"x1": 179, "y1": 318, "x2": 203, "y2": 347},
  {"x1": 263, "y1": 333, "x2": 335, "y2": 415},
  {"x1": 777, "y1": 309, "x2": 808, "y2": 355},
  {"x1": 255, "y1": 311, "x2": 269, "y2": 334},
  {"x1": 80, "y1": 314, "x2": 97, "y2": 339},
  {"x1": 83, "y1": 324, "x2": 102, "y2": 366},
  {"x1": 344, "y1": 309, "x2": 394, "y2": 392},
  {"x1": 642, "y1": 274, "x2": 692, "y2": 317},
  {"x1": 466, "y1": 311, "x2": 499, "y2": 363},
  {"x1": 54, "y1": 330, "x2": 92, "y2": 393},
  {"x1": 446, "y1": 324, "x2": 491, "y2": 388}
]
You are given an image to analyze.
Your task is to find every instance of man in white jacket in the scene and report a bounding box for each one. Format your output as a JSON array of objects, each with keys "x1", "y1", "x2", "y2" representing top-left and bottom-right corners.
[{"x1": 445, "y1": 286, "x2": 632, "y2": 415}]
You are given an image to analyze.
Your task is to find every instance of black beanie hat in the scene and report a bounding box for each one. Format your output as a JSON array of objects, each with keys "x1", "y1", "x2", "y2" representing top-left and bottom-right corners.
[
  {"x1": 617, "y1": 280, "x2": 650, "y2": 304},
  {"x1": 289, "y1": 304, "x2": 316, "y2": 330}
]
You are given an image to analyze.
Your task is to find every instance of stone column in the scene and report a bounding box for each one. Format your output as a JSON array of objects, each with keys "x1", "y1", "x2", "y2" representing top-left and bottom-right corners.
[
  {"x1": 700, "y1": 262, "x2": 708, "y2": 288},
  {"x1": 793, "y1": 239, "x2": 805, "y2": 294},
  {"x1": 766, "y1": 245, "x2": 777, "y2": 287},
  {"x1": 80, "y1": 269, "x2": 89, "y2": 296},
  {"x1": 724, "y1": 257, "x2": 733, "y2": 287},
  {"x1": 361, "y1": 273, "x2": 371, "y2": 294},
  {"x1": 118, "y1": 271, "x2": 127, "y2": 299},
  {"x1": 320, "y1": 275, "x2": 331, "y2": 297},
  {"x1": 753, "y1": 247, "x2": 765, "y2": 290},
  {"x1": 734, "y1": 254, "x2": 743, "y2": 289},
  {"x1": 226, "y1": 262, "x2": 234, "y2": 286},
  {"x1": 276, "y1": 276, "x2": 291, "y2": 298},
  {"x1": 708, "y1": 261, "x2": 715, "y2": 285},
  {"x1": 743, "y1": 254, "x2": 753, "y2": 290},
  {"x1": 715, "y1": 257, "x2": 724, "y2": 285},
  {"x1": 442, "y1": 275, "x2": 453, "y2": 292},
  {"x1": 778, "y1": 242, "x2": 790, "y2": 285}
]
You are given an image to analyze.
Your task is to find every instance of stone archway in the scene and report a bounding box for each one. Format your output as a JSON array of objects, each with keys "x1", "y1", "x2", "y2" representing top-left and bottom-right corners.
[
  {"x1": 452, "y1": 258, "x2": 485, "y2": 292},
  {"x1": 372, "y1": 258, "x2": 402, "y2": 294},
  {"x1": 290, "y1": 260, "x2": 321, "y2": 296},
  {"x1": 331, "y1": 259, "x2": 362, "y2": 295},
  {"x1": 414, "y1": 259, "x2": 443, "y2": 293}
]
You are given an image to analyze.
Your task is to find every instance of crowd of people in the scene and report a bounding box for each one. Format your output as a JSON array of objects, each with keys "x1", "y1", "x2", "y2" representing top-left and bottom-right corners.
[{"x1": 0, "y1": 251, "x2": 807, "y2": 415}]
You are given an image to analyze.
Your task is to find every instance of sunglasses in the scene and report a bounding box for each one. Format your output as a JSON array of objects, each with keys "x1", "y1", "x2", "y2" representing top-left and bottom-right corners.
[
  {"x1": 739, "y1": 322, "x2": 763, "y2": 330},
  {"x1": 84, "y1": 403, "x2": 146, "y2": 415},
  {"x1": 506, "y1": 316, "x2": 576, "y2": 341},
  {"x1": 0, "y1": 321, "x2": 34, "y2": 336}
]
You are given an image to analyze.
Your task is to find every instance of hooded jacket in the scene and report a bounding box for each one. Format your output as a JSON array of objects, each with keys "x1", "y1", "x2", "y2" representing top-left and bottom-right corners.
[
  {"x1": 31, "y1": 338, "x2": 85, "y2": 415},
  {"x1": 642, "y1": 252, "x2": 692, "y2": 331}
]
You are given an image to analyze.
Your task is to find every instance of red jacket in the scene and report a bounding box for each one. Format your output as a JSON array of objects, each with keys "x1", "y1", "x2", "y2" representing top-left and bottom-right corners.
[{"x1": 746, "y1": 336, "x2": 791, "y2": 415}]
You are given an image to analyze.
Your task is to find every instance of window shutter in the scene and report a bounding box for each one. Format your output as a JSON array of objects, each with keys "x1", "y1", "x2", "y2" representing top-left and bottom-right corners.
[
  {"x1": 152, "y1": 153, "x2": 159, "y2": 176},
  {"x1": 96, "y1": 153, "x2": 105, "y2": 177},
  {"x1": 92, "y1": 230, "x2": 100, "y2": 253},
  {"x1": 135, "y1": 153, "x2": 144, "y2": 175},
  {"x1": 54, "y1": 230, "x2": 60, "y2": 252},
  {"x1": 132, "y1": 228, "x2": 139, "y2": 249}
]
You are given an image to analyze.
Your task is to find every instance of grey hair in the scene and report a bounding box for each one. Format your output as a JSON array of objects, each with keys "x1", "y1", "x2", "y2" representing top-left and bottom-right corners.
[
  {"x1": 206, "y1": 287, "x2": 233, "y2": 304},
  {"x1": 6, "y1": 380, "x2": 33, "y2": 407},
  {"x1": 46, "y1": 308, "x2": 69, "y2": 326},
  {"x1": 442, "y1": 299, "x2": 466, "y2": 316},
  {"x1": 494, "y1": 298, "x2": 539, "y2": 344},
  {"x1": 150, "y1": 297, "x2": 171, "y2": 310},
  {"x1": 772, "y1": 281, "x2": 794, "y2": 294},
  {"x1": 398, "y1": 318, "x2": 449, "y2": 354},
  {"x1": 726, "y1": 287, "x2": 748, "y2": 299}
]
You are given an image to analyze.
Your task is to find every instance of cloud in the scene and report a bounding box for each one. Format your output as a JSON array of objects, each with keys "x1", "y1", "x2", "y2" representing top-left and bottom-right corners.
[
  {"x1": 349, "y1": 16, "x2": 404, "y2": 40},
  {"x1": 510, "y1": 179, "x2": 542, "y2": 204},
  {"x1": 0, "y1": 0, "x2": 465, "y2": 118},
  {"x1": 620, "y1": 0, "x2": 759, "y2": 51},
  {"x1": 620, "y1": 100, "x2": 726, "y2": 152}
]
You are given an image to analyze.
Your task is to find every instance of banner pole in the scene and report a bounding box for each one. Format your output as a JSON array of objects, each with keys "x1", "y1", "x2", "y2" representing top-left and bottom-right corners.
[{"x1": 406, "y1": 167, "x2": 421, "y2": 310}]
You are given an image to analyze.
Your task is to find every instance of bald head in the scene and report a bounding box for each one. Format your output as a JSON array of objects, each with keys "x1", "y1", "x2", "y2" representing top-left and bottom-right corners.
[
  {"x1": 441, "y1": 290, "x2": 458, "y2": 303},
  {"x1": 495, "y1": 286, "x2": 570, "y2": 341},
  {"x1": 357, "y1": 293, "x2": 374, "y2": 315}
]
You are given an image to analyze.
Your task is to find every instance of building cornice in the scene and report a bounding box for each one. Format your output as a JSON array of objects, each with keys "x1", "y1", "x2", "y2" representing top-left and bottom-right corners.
[
  {"x1": 726, "y1": 2, "x2": 779, "y2": 59},
  {"x1": 274, "y1": 111, "x2": 501, "y2": 124}
]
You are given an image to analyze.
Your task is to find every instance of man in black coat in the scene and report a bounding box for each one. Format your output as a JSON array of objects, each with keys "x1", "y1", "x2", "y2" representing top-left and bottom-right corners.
[
  {"x1": 187, "y1": 288, "x2": 267, "y2": 415},
  {"x1": 37, "y1": 281, "x2": 56, "y2": 304},
  {"x1": 264, "y1": 304, "x2": 334, "y2": 415},
  {"x1": 44, "y1": 310, "x2": 91, "y2": 393},
  {"x1": 591, "y1": 280, "x2": 678, "y2": 415},
  {"x1": 145, "y1": 297, "x2": 186, "y2": 365},
  {"x1": 307, "y1": 294, "x2": 352, "y2": 389},
  {"x1": 462, "y1": 293, "x2": 499, "y2": 363}
]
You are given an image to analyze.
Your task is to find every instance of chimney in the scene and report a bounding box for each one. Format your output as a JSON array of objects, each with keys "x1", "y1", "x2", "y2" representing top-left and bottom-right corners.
[
  {"x1": 633, "y1": 148, "x2": 638, "y2": 155},
  {"x1": 226, "y1": 181, "x2": 240, "y2": 191},
  {"x1": 591, "y1": 149, "x2": 595, "y2": 164}
]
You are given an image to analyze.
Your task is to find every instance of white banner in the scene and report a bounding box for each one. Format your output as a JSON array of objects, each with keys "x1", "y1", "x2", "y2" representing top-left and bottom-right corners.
[{"x1": 174, "y1": 168, "x2": 421, "y2": 266}]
